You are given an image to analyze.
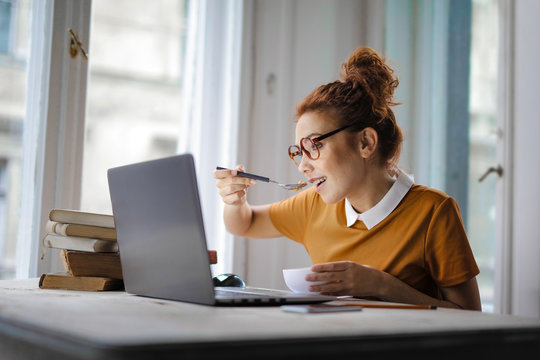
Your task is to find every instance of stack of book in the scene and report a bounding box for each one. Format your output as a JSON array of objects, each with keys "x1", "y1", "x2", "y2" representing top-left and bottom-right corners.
[
  {"x1": 39, "y1": 209, "x2": 218, "y2": 291},
  {"x1": 40, "y1": 209, "x2": 123, "y2": 291}
]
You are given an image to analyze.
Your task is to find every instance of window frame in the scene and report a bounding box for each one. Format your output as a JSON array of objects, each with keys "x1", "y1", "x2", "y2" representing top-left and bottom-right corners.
[
  {"x1": 16, "y1": 0, "x2": 90, "y2": 277},
  {"x1": 17, "y1": 0, "x2": 244, "y2": 278},
  {"x1": 494, "y1": 0, "x2": 515, "y2": 316}
]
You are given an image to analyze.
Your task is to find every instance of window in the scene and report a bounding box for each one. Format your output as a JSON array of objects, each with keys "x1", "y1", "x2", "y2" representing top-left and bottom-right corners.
[
  {"x1": 0, "y1": 0, "x2": 13, "y2": 54},
  {"x1": 81, "y1": 0, "x2": 244, "y2": 276},
  {"x1": 0, "y1": 159, "x2": 7, "y2": 275},
  {"x1": 5, "y1": 0, "x2": 242, "y2": 278},
  {"x1": 385, "y1": 0, "x2": 499, "y2": 312},
  {"x1": 80, "y1": 0, "x2": 187, "y2": 214},
  {"x1": 467, "y1": 0, "x2": 499, "y2": 313},
  {"x1": 0, "y1": 0, "x2": 30, "y2": 279}
]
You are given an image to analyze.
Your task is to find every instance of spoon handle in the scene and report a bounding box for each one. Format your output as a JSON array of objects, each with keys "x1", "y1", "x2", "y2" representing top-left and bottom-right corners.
[{"x1": 216, "y1": 167, "x2": 270, "y2": 183}]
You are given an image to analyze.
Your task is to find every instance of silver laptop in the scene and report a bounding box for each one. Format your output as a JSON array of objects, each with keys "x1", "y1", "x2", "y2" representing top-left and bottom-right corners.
[{"x1": 107, "y1": 153, "x2": 335, "y2": 306}]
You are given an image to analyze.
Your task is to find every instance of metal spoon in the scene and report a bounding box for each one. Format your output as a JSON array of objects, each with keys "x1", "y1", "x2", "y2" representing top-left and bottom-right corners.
[{"x1": 216, "y1": 167, "x2": 307, "y2": 191}]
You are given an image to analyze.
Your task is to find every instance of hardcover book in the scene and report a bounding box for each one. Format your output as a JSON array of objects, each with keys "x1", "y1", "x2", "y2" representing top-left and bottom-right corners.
[
  {"x1": 43, "y1": 234, "x2": 119, "y2": 253},
  {"x1": 61, "y1": 250, "x2": 123, "y2": 279},
  {"x1": 39, "y1": 273, "x2": 124, "y2": 291},
  {"x1": 49, "y1": 209, "x2": 115, "y2": 228},
  {"x1": 47, "y1": 220, "x2": 117, "y2": 241},
  {"x1": 61, "y1": 249, "x2": 218, "y2": 279}
]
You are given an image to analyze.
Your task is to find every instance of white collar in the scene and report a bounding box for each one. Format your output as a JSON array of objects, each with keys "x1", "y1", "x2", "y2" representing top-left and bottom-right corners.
[{"x1": 344, "y1": 171, "x2": 414, "y2": 229}]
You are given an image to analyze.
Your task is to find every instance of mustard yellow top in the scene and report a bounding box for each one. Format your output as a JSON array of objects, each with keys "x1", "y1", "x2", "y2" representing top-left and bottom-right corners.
[{"x1": 269, "y1": 185, "x2": 480, "y2": 299}]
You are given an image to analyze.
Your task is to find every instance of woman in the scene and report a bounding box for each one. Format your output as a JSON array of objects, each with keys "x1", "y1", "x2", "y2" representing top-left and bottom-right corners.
[{"x1": 214, "y1": 47, "x2": 481, "y2": 310}]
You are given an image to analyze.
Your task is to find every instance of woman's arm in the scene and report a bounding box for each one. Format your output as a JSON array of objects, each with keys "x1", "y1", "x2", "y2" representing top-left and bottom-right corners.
[
  {"x1": 439, "y1": 277, "x2": 482, "y2": 310},
  {"x1": 307, "y1": 261, "x2": 482, "y2": 310},
  {"x1": 215, "y1": 168, "x2": 281, "y2": 238}
]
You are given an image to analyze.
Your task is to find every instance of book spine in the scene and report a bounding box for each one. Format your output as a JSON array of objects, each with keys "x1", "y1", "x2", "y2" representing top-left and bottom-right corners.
[
  {"x1": 64, "y1": 251, "x2": 123, "y2": 279},
  {"x1": 208, "y1": 250, "x2": 217, "y2": 265},
  {"x1": 45, "y1": 220, "x2": 57, "y2": 234},
  {"x1": 44, "y1": 234, "x2": 118, "y2": 253},
  {"x1": 60, "y1": 249, "x2": 71, "y2": 274},
  {"x1": 47, "y1": 221, "x2": 70, "y2": 236}
]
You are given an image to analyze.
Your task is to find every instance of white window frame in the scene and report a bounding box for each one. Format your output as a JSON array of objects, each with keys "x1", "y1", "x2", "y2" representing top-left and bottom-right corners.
[
  {"x1": 17, "y1": 0, "x2": 244, "y2": 278},
  {"x1": 385, "y1": 0, "x2": 517, "y2": 313},
  {"x1": 16, "y1": 0, "x2": 91, "y2": 278},
  {"x1": 493, "y1": 0, "x2": 514, "y2": 316}
]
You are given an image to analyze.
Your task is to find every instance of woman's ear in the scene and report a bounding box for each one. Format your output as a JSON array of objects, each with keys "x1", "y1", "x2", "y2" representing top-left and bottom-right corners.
[{"x1": 358, "y1": 128, "x2": 378, "y2": 159}]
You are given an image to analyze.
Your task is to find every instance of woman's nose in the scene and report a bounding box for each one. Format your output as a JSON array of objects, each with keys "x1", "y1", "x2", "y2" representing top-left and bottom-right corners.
[{"x1": 297, "y1": 154, "x2": 312, "y2": 173}]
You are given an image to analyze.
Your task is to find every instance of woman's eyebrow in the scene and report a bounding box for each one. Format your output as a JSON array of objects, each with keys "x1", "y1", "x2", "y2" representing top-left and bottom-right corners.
[{"x1": 305, "y1": 132, "x2": 323, "y2": 138}]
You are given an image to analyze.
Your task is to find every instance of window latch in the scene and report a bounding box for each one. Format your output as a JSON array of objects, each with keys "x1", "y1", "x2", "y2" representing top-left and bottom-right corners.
[
  {"x1": 68, "y1": 29, "x2": 88, "y2": 60},
  {"x1": 478, "y1": 165, "x2": 503, "y2": 182}
]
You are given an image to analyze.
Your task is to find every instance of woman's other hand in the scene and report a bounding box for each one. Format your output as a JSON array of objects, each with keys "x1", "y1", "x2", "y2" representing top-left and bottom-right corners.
[
  {"x1": 307, "y1": 261, "x2": 481, "y2": 310},
  {"x1": 306, "y1": 261, "x2": 382, "y2": 297}
]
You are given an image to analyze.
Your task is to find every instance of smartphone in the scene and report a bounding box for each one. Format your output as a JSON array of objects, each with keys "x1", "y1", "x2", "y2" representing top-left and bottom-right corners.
[{"x1": 281, "y1": 304, "x2": 363, "y2": 313}]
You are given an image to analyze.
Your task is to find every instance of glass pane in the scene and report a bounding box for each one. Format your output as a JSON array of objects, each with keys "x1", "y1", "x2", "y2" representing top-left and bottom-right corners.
[
  {"x1": 468, "y1": 0, "x2": 498, "y2": 312},
  {"x1": 0, "y1": 0, "x2": 31, "y2": 279},
  {"x1": 0, "y1": 1, "x2": 13, "y2": 54},
  {"x1": 81, "y1": 0, "x2": 187, "y2": 214}
]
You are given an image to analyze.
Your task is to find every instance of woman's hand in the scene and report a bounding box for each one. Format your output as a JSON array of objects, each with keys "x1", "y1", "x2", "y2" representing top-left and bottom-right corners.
[
  {"x1": 306, "y1": 261, "x2": 382, "y2": 297},
  {"x1": 214, "y1": 166, "x2": 281, "y2": 239},
  {"x1": 306, "y1": 261, "x2": 482, "y2": 310},
  {"x1": 214, "y1": 165, "x2": 256, "y2": 206}
]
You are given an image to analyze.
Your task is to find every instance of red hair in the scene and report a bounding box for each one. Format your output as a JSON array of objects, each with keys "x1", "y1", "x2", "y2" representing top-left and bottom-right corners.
[{"x1": 297, "y1": 47, "x2": 403, "y2": 170}]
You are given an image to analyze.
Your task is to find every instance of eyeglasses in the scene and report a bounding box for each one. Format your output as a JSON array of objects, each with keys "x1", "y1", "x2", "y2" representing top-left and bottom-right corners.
[{"x1": 288, "y1": 124, "x2": 352, "y2": 166}]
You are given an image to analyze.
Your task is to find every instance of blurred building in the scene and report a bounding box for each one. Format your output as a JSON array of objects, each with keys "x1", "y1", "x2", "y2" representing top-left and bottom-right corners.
[{"x1": 0, "y1": 0, "x2": 30, "y2": 279}]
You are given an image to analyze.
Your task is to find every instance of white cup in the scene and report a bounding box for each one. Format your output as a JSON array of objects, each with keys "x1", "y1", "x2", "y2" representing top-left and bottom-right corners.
[{"x1": 282, "y1": 267, "x2": 325, "y2": 294}]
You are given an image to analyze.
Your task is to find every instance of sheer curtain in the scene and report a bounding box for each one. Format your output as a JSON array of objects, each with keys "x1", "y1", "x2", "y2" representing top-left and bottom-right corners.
[{"x1": 179, "y1": 0, "x2": 245, "y2": 275}]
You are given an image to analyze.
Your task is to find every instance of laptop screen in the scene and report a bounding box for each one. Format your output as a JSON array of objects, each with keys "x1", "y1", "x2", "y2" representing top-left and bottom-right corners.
[{"x1": 108, "y1": 154, "x2": 216, "y2": 304}]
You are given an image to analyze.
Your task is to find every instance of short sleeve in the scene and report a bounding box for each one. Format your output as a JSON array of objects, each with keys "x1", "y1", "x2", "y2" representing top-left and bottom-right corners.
[
  {"x1": 269, "y1": 188, "x2": 316, "y2": 245},
  {"x1": 425, "y1": 197, "x2": 480, "y2": 287}
]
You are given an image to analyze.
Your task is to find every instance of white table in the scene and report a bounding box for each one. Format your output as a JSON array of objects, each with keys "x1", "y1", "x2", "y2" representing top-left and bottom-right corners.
[{"x1": 0, "y1": 279, "x2": 539, "y2": 359}]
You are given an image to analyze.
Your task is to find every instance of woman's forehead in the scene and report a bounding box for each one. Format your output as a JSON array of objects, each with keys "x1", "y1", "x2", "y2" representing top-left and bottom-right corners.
[{"x1": 295, "y1": 112, "x2": 337, "y2": 140}]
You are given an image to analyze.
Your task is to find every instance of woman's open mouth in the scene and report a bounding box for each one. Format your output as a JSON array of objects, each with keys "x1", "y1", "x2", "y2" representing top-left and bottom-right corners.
[{"x1": 314, "y1": 176, "x2": 327, "y2": 192}]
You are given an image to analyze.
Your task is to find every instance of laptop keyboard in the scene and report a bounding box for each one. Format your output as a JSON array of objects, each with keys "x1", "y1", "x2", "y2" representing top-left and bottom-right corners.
[
  {"x1": 214, "y1": 288, "x2": 290, "y2": 305},
  {"x1": 214, "y1": 287, "x2": 335, "y2": 305},
  {"x1": 215, "y1": 289, "x2": 274, "y2": 299}
]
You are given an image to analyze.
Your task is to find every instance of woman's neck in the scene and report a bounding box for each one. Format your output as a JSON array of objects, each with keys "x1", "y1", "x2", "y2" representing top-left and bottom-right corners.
[{"x1": 347, "y1": 167, "x2": 395, "y2": 214}]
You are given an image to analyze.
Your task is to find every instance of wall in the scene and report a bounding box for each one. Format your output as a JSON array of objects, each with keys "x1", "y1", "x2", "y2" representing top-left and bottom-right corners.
[
  {"x1": 511, "y1": 0, "x2": 540, "y2": 318},
  {"x1": 237, "y1": 0, "x2": 372, "y2": 289},
  {"x1": 237, "y1": 0, "x2": 540, "y2": 318}
]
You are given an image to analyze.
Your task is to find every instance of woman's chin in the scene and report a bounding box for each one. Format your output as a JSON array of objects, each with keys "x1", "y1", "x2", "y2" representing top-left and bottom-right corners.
[{"x1": 318, "y1": 190, "x2": 343, "y2": 205}]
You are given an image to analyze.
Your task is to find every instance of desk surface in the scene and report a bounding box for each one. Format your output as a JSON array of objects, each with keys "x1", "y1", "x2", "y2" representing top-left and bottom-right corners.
[{"x1": 0, "y1": 279, "x2": 539, "y2": 359}]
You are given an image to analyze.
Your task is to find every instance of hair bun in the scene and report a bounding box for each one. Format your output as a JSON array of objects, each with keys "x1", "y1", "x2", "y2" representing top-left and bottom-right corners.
[
  {"x1": 340, "y1": 47, "x2": 399, "y2": 116},
  {"x1": 296, "y1": 46, "x2": 403, "y2": 170}
]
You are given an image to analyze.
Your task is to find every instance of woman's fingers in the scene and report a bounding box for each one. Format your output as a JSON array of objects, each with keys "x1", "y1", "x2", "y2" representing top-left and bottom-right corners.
[
  {"x1": 308, "y1": 277, "x2": 351, "y2": 294},
  {"x1": 306, "y1": 271, "x2": 342, "y2": 282},
  {"x1": 307, "y1": 262, "x2": 383, "y2": 297},
  {"x1": 222, "y1": 190, "x2": 248, "y2": 205},
  {"x1": 214, "y1": 168, "x2": 237, "y2": 179},
  {"x1": 310, "y1": 283, "x2": 350, "y2": 295},
  {"x1": 213, "y1": 164, "x2": 246, "y2": 179},
  {"x1": 311, "y1": 261, "x2": 352, "y2": 273},
  {"x1": 218, "y1": 184, "x2": 251, "y2": 198},
  {"x1": 214, "y1": 165, "x2": 256, "y2": 205}
]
